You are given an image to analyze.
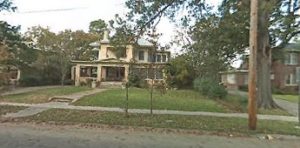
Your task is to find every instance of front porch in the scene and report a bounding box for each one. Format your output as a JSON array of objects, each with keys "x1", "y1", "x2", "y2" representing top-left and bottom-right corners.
[{"x1": 72, "y1": 64, "x2": 128, "y2": 86}]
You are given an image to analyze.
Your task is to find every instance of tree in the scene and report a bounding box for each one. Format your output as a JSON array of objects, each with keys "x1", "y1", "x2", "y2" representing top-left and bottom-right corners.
[
  {"x1": 0, "y1": 0, "x2": 16, "y2": 12},
  {"x1": 125, "y1": 0, "x2": 300, "y2": 109},
  {"x1": 109, "y1": 15, "x2": 136, "y2": 116},
  {"x1": 25, "y1": 27, "x2": 98, "y2": 86},
  {"x1": 89, "y1": 19, "x2": 108, "y2": 38},
  {"x1": 165, "y1": 54, "x2": 195, "y2": 88},
  {"x1": 0, "y1": 21, "x2": 37, "y2": 89}
]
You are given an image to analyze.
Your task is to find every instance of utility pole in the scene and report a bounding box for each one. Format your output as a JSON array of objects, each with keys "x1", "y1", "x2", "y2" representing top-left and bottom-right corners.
[
  {"x1": 297, "y1": 67, "x2": 300, "y2": 125},
  {"x1": 248, "y1": 0, "x2": 258, "y2": 130}
]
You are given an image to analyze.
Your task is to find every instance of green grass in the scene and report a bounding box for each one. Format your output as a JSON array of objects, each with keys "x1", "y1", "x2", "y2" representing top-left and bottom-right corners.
[
  {"x1": 0, "y1": 86, "x2": 91, "y2": 104},
  {"x1": 274, "y1": 95, "x2": 299, "y2": 103},
  {"x1": 21, "y1": 109, "x2": 300, "y2": 136},
  {"x1": 74, "y1": 88, "x2": 290, "y2": 115},
  {"x1": 0, "y1": 105, "x2": 27, "y2": 115},
  {"x1": 73, "y1": 88, "x2": 227, "y2": 112},
  {"x1": 215, "y1": 94, "x2": 290, "y2": 116}
]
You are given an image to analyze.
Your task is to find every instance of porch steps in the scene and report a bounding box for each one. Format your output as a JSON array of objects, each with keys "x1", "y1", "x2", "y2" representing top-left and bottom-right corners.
[
  {"x1": 48, "y1": 97, "x2": 73, "y2": 103},
  {"x1": 99, "y1": 82, "x2": 124, "y2": 89}
]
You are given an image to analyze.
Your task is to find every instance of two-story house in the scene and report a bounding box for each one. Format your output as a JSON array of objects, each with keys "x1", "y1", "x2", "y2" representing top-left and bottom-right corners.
[
  {"x1": 220, "y1": 43, "x2": 300, "y2": 93},
  {"x1": 71, "y1": 31, "x2": 170, "y2": 87}
]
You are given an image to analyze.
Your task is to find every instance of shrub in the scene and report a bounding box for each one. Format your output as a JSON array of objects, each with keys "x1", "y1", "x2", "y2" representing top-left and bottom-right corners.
[
  {"x1": 128, "y1": 74, "x2": 141, "y2": 87},
  {"x1": 193, "y1": 77, "x2": 227, "y2": 99},
  {"x1": 19, "y1": 75, "x2": 43, "y2": 86}
]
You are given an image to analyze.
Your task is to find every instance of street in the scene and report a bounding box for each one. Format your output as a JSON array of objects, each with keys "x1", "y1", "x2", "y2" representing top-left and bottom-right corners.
[{"x1": 0, "y1": 123, "x2": 299, "y2": 148}]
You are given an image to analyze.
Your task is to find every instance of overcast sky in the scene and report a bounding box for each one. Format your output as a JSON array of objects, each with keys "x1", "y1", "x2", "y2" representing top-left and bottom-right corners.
[{"x1": 1, "y1": 0, "x2": 221, "y2": 45}]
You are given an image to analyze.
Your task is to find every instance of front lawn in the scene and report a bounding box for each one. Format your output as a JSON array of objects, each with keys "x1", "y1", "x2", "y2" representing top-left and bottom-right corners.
[
  {"x1": 73, "y1": 88, "x2": 227, "y2": 113},
  {"x1": 0, "y1": 86, "x2": 91, "y2": 104},
  {"x1": 74, "y1": 88, "x2": 290, "y2": 115},
  {"x1": 20, "y1": 109, "x2": 300, "y2": 136},
  {"x1": 0, "y1": 105, "x2": 27, "y2": 115},
  {"x1": 274, "y1": 95, "x2": 299, "y2": 103}
]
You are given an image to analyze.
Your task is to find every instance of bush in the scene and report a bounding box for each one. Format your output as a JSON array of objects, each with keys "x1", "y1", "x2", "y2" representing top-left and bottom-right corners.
[
  {"x1": 19, "y1": 75, "x2": 43, "y2": 86},
  {"x1": 128, "y1": 74, "x2": 142, "y2": 87},
  {"x1": 193, "y1": 77, "x2": 227, "y2": 99}
]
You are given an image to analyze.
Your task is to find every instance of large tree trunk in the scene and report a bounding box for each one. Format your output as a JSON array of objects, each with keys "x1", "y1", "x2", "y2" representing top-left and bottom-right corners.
[{"x1": 256, "y1": 0, "x2": 278, "y2": 109}]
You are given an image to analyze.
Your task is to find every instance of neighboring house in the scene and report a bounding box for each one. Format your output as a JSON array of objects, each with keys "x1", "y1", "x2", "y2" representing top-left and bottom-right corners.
[
  {"x1": 220, "y1": 43, "x2": 300, "y2": 93},
  {"x1": 71, "y1": 31, "x2": 170, "y2": 87},
  {"x1": 0, "y1": 66, "x2": 21, "y2": 85}
]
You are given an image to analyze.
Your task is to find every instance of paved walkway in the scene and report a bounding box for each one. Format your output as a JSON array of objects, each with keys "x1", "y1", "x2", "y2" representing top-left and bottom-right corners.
[
  {"x1": 1, "y1": 102, "x2": 298, "y2": 122},
  {"x1": 228, "y1": 90, "x2": 299, "y2": 116},
  {"x1": 49, "y1": 89, "x2": 106, "y2": 102},
  {"x1": 1, "y1": 86, "x2": 61, "y2": 96},
  {"x1": 274, "y1": 97, "x2": 298, "y2": 116}
]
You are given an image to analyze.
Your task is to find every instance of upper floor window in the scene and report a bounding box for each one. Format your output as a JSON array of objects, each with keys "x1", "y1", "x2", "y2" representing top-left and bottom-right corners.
[
  {"x1": 108, "y1": 47, "x2": 127, "y2": 58},
  {"x1": 162, "y1": 55, "x2": 167, "y2": 62},
  {"x1": 118, "y1": 48, "x2": 127, "y2": 58},
  {"x1": 156, "y1": 55, "x2": 161, "y2": 62},
  {"x1": 284, "y1": 53, "x2": 298, "y2": 65},
  {"x1": 138, "y1": 51, "x2": 144, "y2": 60}
]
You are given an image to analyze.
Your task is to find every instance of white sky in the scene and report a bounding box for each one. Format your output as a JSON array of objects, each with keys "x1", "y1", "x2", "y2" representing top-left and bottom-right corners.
[
  {"x1": 0, "y1": 0, "x2": 221, "y2": 41},
  {"x1": 1, "y1": 0, "x2": 233, "y2": 65}
]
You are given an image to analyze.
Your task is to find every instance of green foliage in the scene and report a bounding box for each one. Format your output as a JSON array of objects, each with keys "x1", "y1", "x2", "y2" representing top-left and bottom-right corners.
[
  {"x1": 165, "y1": 55, "x2": 195, "y2": 88},
  {"x1": 24, "y1": 26, "x2": 99, "y2": 86},
  {"x1": 0, "y1": 0, "x2": 16, "y2": 12},
  {"x1": 89, "y1": 19, "x2": 107, "y2": 36},
  {"x1": 193, "y1": 77, "x2": 227, "y2": 99},
  {"x1": 128, "y1": 73, "x2": 141, "y2": 87}
]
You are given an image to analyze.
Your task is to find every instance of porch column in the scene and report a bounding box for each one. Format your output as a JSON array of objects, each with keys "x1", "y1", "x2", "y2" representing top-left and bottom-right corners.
[
  {"x1": 124, "y1": 65, "x2": 129, "y2": 82},
  {"x1": 75, "y1": 65, "x2": 81, "y2": 86},
  {"x1": 97, "y1": 65, "x2": 102, "y2": 82}
]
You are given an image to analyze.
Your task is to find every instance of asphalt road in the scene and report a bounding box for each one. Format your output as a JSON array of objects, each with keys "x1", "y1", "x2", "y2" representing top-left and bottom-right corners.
[{"x1": 0, "y1": 123, "x2": 299, "y2": 148}]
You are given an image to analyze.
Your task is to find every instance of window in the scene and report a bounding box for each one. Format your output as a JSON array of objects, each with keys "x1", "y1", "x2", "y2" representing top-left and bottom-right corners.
[
  {"x1": 156, "y1": 55, "x2": 161, "y2": 63},
  {"x1": 285, "y1": 73, "x2": 297, "y2": 85},
  {"x1": 138, "y1": 51, "x2": 144, "y2": 60},
  {"x1": 119, "y1": 48, "x2": 127, "y2": 58},
  {"x1": 284, "y1": 53, "x2": 298, "y2": 65},
  {"x1": 162, "y1": 55, "x2": 167, "y2": 62},
  {"x1": 297, "y1": 67, "x2": 300, "y2": 83},
  {"x1": 227, "y1": 74, "x2": 236, "y2": 84},
  {"x1": 80, "y1": 67, "x2": 88, "y2": 77}
]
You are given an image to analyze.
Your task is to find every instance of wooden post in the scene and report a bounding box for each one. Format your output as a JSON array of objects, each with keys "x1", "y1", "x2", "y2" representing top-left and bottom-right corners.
[{"x1": 248, "y1": 0, "x2": 258, "y2": 130}]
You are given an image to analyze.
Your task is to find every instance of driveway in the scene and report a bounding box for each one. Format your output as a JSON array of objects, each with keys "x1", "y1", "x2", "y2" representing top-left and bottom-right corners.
[
  {"x1": 0, "y1": 123, "x2": 299, "y2": 148},
  {"x1": 228, "y1": 90, "x2": 299, "y2": 116}
]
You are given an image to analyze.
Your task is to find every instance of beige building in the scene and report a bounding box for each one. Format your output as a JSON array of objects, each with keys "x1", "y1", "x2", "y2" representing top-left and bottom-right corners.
[{"x1": 71, "y1": 32, "x2": 170, "y2": 87}]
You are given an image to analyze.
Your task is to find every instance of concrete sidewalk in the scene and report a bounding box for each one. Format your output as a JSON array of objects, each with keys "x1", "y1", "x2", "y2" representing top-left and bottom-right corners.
[
  {"x1": 49, "y1": 89, "x2": 106, "y2": 102},
  {"x1": 1, "y1": 102, "x2": 298, "y2": 122}
]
